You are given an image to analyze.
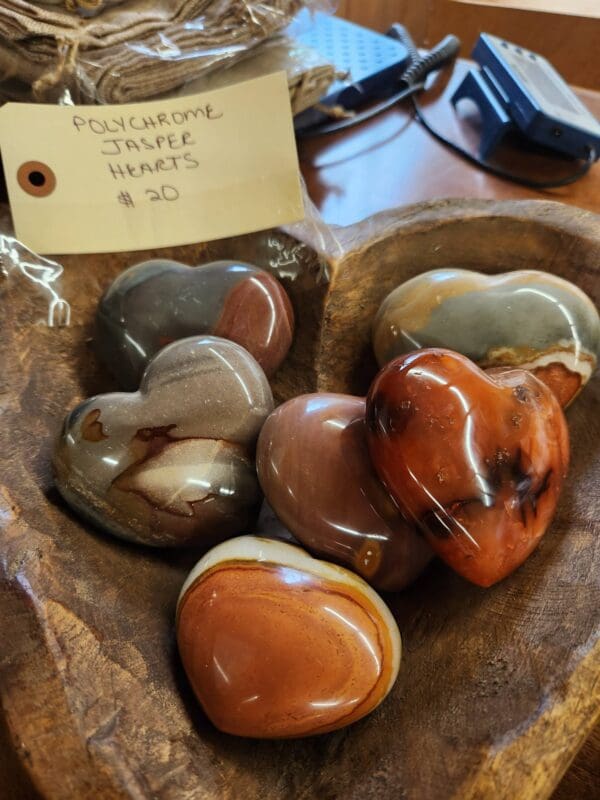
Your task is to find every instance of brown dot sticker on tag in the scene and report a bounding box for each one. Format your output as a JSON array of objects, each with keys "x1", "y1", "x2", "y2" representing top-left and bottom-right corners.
[{"x1": 17, "y1": 161, "x2": 56, "y2": 198}]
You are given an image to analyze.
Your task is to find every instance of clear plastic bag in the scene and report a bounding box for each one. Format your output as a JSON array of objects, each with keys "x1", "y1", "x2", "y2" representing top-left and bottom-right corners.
[
  {"x1": 0, "y1": 209, "x2": 70, "y2": 327},
  {"x1": 0, "y1": 175, "x2": 340, "y2": 329},
  {"x1": 0, "y1": 0, "x2": 335, "y2": 107}
]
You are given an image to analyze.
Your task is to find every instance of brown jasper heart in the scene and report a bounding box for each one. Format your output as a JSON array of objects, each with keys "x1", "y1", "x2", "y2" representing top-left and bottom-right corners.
[
  {"x1": 176, "y1": 537, "x2": 401, "y2": 738},
  {"x1": 367, "y1": 349, "x2": 570, "y2": 587},
  {"x1": 53, "y1": 336, "x2": 273, "y2": 548},
  {"x1": 95, "y1": 259, "x2": 295, "y2": 390},
  {"x1": 256, "y1": 393, "x2": 432, "y2": 591}
]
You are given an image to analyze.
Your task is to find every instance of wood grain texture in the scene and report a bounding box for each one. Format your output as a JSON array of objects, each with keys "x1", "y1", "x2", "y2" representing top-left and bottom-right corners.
[
  {"x1": 298, "y1": 61, "x2": 600, "y2": 228},
  {"x1": 425, "y1": 0, "x2": 600, "y2": 89},
  {"x1": 553, "y1": 725, "x2": 600, "y2": 800},
  {"x1": 0, "y1": 199, "x2": 599, "y2": 800},
  {"x1": 335, "y1": 0, "x2": 600, "y2": 88},
  {"x1": 454, "y1": 0, "x2": 600, "y2": 18},
  {"x1": 0, "y1": 710, "x2": 37, "y2": 800}
]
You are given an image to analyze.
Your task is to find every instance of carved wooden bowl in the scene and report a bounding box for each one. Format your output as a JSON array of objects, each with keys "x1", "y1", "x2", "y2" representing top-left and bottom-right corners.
[{"x1": 1, "y1": 199, "x2": 598, "y2": 800}]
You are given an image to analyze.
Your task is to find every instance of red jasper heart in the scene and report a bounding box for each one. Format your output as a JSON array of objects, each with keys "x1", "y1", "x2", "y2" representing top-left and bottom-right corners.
[{"x1": 366, "y1": 349, "x2": 570, "y2": 587}]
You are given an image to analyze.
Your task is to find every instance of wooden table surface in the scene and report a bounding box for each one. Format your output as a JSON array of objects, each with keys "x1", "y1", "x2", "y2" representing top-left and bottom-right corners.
[
  {"x1": 298, "y1": 60, "x2": 600, "y2": 226},
  {"x1": 298, "y1": 58, "x2": 600, "y2": 800}
]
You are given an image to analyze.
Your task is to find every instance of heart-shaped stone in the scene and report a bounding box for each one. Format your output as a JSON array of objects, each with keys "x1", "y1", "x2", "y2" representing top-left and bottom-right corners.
[
  {"x1": 176, "y1": 536, "x2": 401, "y2": 738},
  {"x1": 54, "y1": 336, "x2": 273, "y2": 548},
  {"x1": 95, "y1": 259, "x2": 294, "y2": 389},
  {"x1": 366, "y1": 349, "x2": 569, "y2": 587},
  {"x1": 372, "y1": 269, "x2": 600, "y2": 407},
  {"x1": 256, "y1": 393, "x2": 432, "y2": 591}
]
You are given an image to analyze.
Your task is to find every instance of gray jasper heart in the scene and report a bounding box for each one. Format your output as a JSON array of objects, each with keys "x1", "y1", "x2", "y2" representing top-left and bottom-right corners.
[
  {"x1": 372, "y1": 268, "x2": 600, "y2": 407},
  {"x1": 53, "y1": 336, "x2": 274, "y2": 548},
  {"x1": 95, "y1": 259, "x2": 294, "y2": 390}
]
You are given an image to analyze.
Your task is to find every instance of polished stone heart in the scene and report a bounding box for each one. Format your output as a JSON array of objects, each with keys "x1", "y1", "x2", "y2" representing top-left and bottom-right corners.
[
  {"x1": 372, "y1": 269, "x2": 600, "y2": 407},
  {"x1": 256, "y1": 393, "x2": 432, "y2": 591},
  {"x1": 176, "y1": 537, "x2": 401, "y2": 738},
  {"x1": 54, "y1": 336, "x2": 273, "y2": 548},
  {"x1": 366, "y1": 349, "x2": 569, "y2": 587},
  {"x1": 95, "y1": 259, "x2": 294, "y2": 389}
]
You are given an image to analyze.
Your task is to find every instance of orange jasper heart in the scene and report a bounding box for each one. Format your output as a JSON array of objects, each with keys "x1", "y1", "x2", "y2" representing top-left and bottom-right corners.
[
  {"x1": 176, "y1": 537, "x2": 401, "y2": 738},
  {"x1": 366, "y1": 349, "x2": 570, "y2": 587}
]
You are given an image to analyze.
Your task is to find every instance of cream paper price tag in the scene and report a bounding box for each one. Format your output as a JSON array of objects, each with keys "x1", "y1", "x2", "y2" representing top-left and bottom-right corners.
[{"x1": 0, "y1": 72, "x2": 304, "y2": 254}]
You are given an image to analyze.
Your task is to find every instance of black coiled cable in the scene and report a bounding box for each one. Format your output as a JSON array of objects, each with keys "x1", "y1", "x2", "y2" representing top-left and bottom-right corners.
[
  {"x1": 398, "y1": 35, "x2": 461, "y2": 89},
  {"x1": 298, "y1": 23, "x2": 595, "y2": 189},
  {"x1": 297, "y1": 28, "x2": 459, "y2": 137}
]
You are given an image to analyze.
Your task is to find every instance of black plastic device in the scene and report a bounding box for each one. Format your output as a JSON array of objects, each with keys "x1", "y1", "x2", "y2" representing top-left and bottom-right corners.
[{"x1": 293, "y1": 11, "x2": 411, "y2": 132}]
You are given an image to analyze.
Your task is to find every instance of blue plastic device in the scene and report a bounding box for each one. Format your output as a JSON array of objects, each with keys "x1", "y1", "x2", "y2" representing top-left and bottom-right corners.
[
  {"x1": 452, "y1": 33, "x2": 600, "y2": 160},
  {"x1": 293, "y1": 11, "x2": 410, "y2": 131}
]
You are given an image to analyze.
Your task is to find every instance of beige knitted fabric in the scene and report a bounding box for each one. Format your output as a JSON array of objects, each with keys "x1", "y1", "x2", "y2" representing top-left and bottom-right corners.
[
  {"x1": 29, "y1": 0, "x2": 129, "y2": 14},
  {"x1": 162, "y1": 35, "x2": 336, "y2": 114},
  {"x1": 0, "y1": 0, "x2": 305, "y2": 102}
]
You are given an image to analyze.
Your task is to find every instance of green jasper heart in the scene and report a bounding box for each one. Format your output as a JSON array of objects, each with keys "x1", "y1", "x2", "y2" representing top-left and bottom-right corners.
[{"x1": 372, "y1": 268, "x2": 600, "y2": 407}]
